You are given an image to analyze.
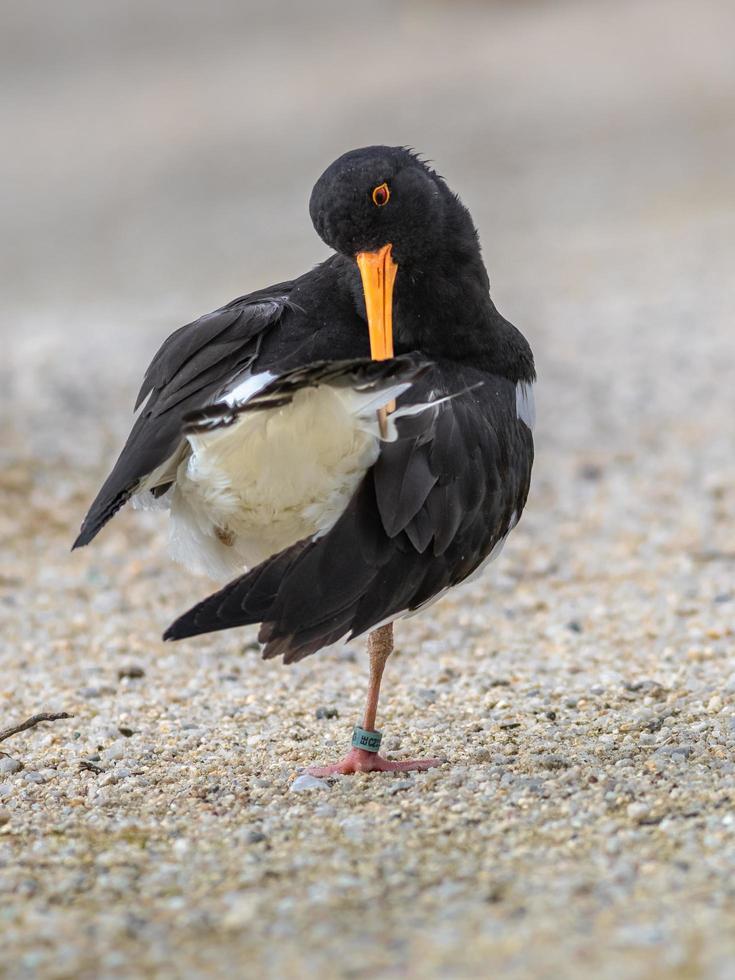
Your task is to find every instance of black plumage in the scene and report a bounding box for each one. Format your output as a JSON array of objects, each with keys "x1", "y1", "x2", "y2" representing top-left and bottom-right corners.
[{"x1": 74, "y1": 145, "x2": 535, "y2": 772}]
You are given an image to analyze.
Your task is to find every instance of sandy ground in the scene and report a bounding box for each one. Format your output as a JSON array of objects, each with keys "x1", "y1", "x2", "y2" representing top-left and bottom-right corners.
[{"x1": 2, "y1": 1, "x2": 735, "y2": 977}]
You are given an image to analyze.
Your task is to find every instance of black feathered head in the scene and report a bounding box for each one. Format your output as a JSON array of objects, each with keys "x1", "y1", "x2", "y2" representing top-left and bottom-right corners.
[{"x1": 309, "y1": 145, "x2": 450, "y2": 266}]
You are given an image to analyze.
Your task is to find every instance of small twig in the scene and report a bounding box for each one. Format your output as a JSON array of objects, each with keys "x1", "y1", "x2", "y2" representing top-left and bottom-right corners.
[
  {"x1": 79, "y1": 760, "x2": 104, "y2": 775},
  {"x1": 0, "y1": 712, "x2": 74, "y2": 744}
]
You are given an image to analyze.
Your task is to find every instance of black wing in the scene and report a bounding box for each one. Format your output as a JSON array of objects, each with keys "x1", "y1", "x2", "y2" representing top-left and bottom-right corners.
[
  {"x1": 164, "y1": 362, "x2": 534, "y2": 661},
  {"x1": 182, "y1": 354, "x2": 430, "y2": 431},
  {"x1": 73, "y1": 283, "x2": 293, "y2": 548}
]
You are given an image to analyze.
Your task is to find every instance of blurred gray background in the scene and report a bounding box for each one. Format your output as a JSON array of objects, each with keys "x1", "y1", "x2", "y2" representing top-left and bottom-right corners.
[{"x1": 3, "y1": 0, "x2": 733, "y2": 470}]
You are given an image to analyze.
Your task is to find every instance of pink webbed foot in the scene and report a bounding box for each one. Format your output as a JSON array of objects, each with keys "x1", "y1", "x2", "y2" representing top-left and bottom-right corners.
[{"x1": 306, "y1": 747, "x2": 443, "y2": 777}]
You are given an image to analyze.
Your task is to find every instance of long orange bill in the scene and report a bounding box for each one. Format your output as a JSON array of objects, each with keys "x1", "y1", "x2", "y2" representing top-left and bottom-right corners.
[
  {"x1": 356, "y1": 244, "x2": 398, "y2": 433},
  {"x1": 356, "y1": 243, "x2": 397, "y2": 362}
]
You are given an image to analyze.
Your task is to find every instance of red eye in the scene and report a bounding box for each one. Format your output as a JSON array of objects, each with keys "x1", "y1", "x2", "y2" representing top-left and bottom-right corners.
[{"x1": 371, "y1": 182, "x2": 390, "y2": 207}]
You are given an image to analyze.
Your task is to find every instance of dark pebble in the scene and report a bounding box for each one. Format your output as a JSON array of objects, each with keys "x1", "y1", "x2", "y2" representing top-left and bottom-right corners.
[
  {"x1": 79, "y1": 760, "x2": 104, "y2": 774},
  {"x1": 315, "y1": 706, "x2": 339, "y2": 720}
]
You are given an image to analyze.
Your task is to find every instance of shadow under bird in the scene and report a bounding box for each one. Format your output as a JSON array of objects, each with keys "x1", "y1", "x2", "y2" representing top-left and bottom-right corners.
[{"x1": 73, "y1": 146, "x2": 535, "y2": 775}]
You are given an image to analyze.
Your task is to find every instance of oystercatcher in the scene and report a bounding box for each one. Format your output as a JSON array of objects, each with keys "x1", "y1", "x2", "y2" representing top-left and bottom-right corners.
[{"x1": 74, "y1": 146, "x2": 535, "y2": 775}]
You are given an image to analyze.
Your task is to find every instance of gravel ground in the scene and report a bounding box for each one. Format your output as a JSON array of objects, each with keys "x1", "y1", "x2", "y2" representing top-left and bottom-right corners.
[{"x1": 2, "y1": 1, "x2": 735, "y2": 977}]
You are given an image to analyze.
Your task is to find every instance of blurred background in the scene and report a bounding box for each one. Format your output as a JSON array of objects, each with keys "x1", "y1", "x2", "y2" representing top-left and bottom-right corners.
[
  {"x1": 2, "y1": 2, "x2": 735, "y2": 977},
  {"x1": 3, "y1": 0, "x2": 734, "y2": 470}
]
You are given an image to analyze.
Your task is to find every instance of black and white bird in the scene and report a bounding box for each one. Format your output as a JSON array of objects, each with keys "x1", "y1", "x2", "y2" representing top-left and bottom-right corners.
[{"x1": 74, "y1": 146, "x2": 535, "y2": 775}]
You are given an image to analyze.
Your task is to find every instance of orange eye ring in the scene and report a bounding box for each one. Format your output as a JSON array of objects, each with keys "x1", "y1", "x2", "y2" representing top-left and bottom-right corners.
[{"x1": 371, "y1": 182, "x2": 390, "y2": 207}]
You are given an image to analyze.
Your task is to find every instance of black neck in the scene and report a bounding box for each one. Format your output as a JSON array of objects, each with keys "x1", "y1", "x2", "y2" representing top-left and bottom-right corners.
[{"x1": 338, "y1": 240, "x2": 535, "y2": 384}]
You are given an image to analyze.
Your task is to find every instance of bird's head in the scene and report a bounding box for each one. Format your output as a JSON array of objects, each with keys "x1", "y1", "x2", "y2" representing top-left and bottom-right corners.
[
  {"x1": 309, "y1": 145, "x2": 462, "y2": 360},
  {"x1": 309, "y1": 146, "x2": 445, "y2": 267}
]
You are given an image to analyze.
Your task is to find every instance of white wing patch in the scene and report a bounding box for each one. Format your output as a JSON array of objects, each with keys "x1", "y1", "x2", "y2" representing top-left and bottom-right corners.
[
  {"x1": 516, "y1": 381, "x2": 535, "y2": 430},
  {"x1": 168, "y1": 378, "x2": 412, "y2": 580},
  {"x1": 221, "y1": 370, "x2": 276, "y2": 407}
]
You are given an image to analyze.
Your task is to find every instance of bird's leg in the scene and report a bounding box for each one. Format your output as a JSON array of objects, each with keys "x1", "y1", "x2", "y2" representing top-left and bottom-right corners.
[
  {"x1": 306, "y1": 624, "x2": 443, "y2": 776},
  {"x1": 362, "y1": 623, "x2": 393, "y2": 732}
]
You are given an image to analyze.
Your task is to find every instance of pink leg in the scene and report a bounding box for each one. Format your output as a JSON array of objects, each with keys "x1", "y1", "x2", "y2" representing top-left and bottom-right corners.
[{"x1": 306, "y1": 624, "x2": 443, "y2": 777}]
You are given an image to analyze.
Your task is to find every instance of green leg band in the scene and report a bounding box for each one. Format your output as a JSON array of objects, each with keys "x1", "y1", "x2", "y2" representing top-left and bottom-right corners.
[{"x1": 352, "y1": 725, "x2": 382, "y2": 753}]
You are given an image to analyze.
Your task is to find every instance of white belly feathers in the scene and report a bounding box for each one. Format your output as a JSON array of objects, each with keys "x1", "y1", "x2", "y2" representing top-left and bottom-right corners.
[{"x1": 165, "y1": 376, "x2": 407, "y2": 581}]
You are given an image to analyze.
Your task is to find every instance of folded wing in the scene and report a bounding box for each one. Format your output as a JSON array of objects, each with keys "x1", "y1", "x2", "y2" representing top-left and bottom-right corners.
[
  {"x1": 164, "y1": 363, "x2": 534, "y2": 661},
  {"x1": 72, "y1": 285, "x2": 292, "y2": 548}
]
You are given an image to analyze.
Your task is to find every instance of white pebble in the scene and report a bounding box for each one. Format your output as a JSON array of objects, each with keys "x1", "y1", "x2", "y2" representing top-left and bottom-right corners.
[
  {"x1": 290, "y1": 774, "x2": 331, "y2": 793},
  {"x1": 0, "y1": 757, "x2": 23, "y2": 775},
  {"x1": 23, "y1": 772, "x2": 46, "y2": 785}
]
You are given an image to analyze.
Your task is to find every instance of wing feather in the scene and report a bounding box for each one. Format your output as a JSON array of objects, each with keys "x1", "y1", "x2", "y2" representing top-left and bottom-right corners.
[{"x1": 73, "y1": 289, "x2": 291, "y2": 548}]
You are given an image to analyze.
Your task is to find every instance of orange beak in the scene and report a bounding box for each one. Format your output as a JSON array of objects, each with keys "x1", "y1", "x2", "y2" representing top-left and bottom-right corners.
[{"x1": 356, "y1": 243, "x2": 397, "y2": 361}]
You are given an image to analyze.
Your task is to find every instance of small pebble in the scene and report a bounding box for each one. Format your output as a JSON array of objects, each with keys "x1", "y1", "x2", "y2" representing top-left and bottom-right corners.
[
  {"x1": 313, "y1": 805, "x2": 337, "y2": 818},
  {"x1": 627, "y1": 802, "x2": 650, "y2": 822},
  {"x1": 290, "y1": 774, "x2": 331, "y2": 793},
  {"x1": 0, "y1": 756, "x2": 23, "y2": 774},
  {"x1": 388, "y1": 779, "x2": 415, "y2": 794},
  {"x1": 102, "y1": 741, "x2": 127, "y2": 761},
  {"x1": 315, "y1": 707, "x2": 339, "y2": 720},
  {"x1": 23, "y1": 772, "x2": 46, "y2": 785}
]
